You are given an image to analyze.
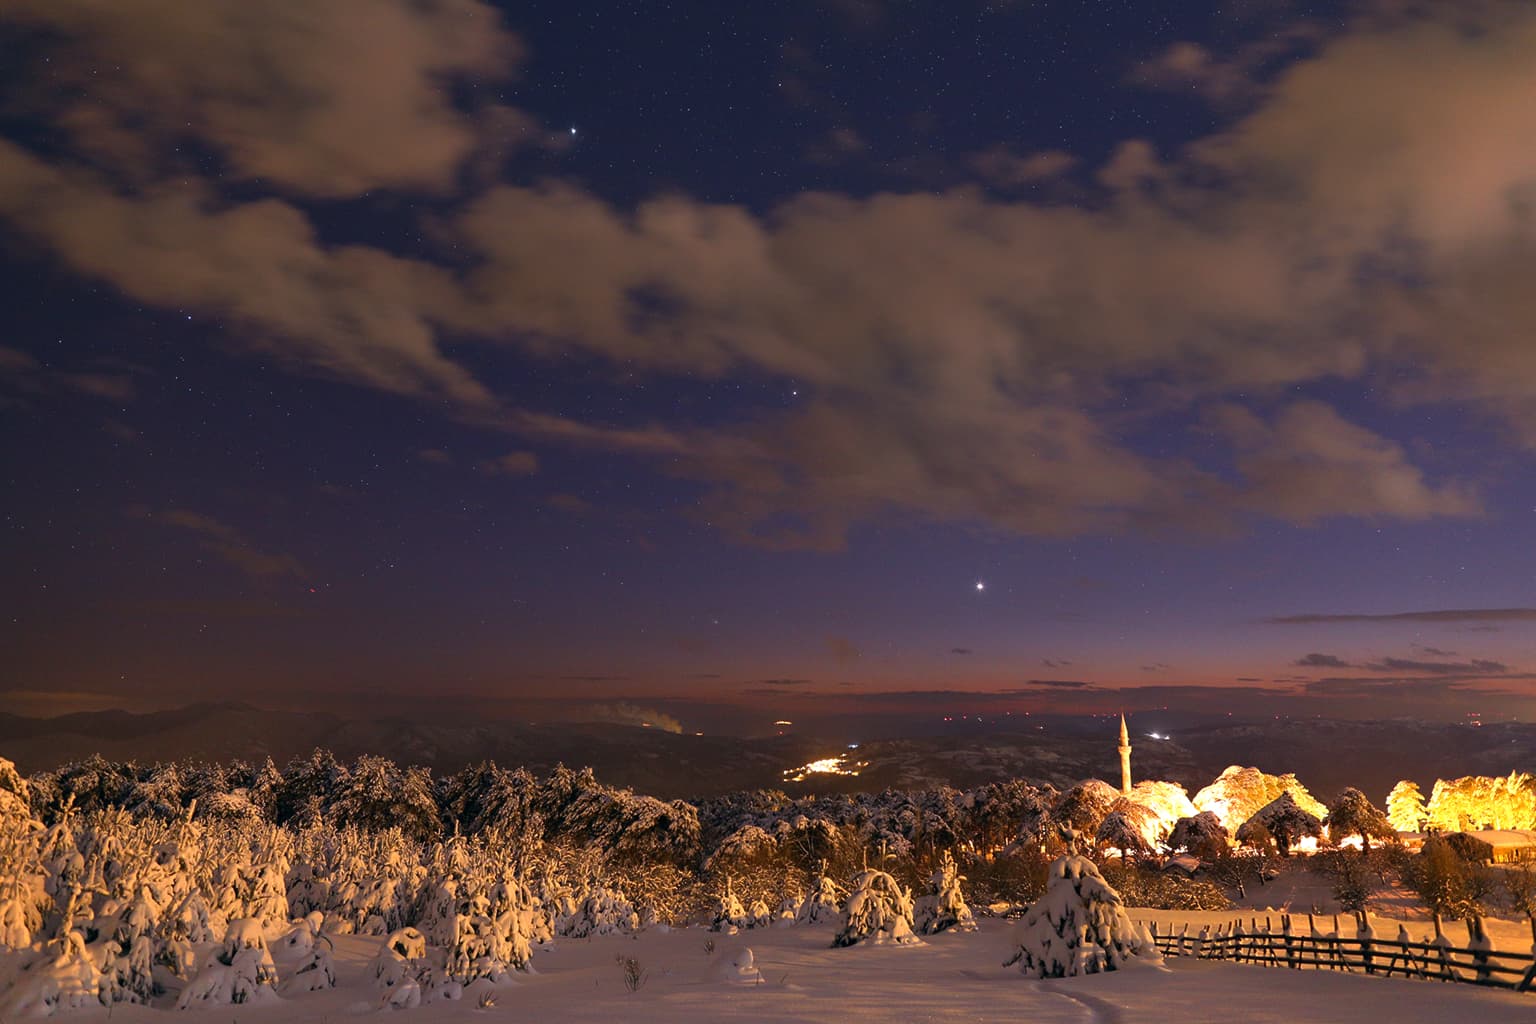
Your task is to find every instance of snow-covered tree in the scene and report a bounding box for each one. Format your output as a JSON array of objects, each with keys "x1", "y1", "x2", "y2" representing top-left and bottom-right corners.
[
  {"x1": 914, "y1": 850, "x2": 975, "y2": 934},
  {"x1": 332, "y1": 756, "x2": 440, "y2": 842},
  {"x1": 795, "y1": 872, "x2": 842, "y2": 925},
  {"x1": 372, "y1": 926, "x2": 429, "y2": 995},
  {"x1": 1235, "y1": 792, "x2": 1324, "y2": 857},
  {"x1": 1125, "y1": 781, "x2": 1197, "y2": 843},
  {"x1": 1426, "y1": 773, "x2": 1536, "y2": 832},
  {"x1": 1386, "y1": 780, "x2": 1428, "y2": 833},
  {"x1": 1165, "y1": 812, "x2": 1229, "y2": 860},
  {"x1": 1193, "y1": 765, "x2": 1326, "y2": 830},
  {"x1": 558, "y1": 881, "x2": 639, "y2": 937},
  {"x1": 1325, "y1": 788, "x2": 1396, "y2": 852},
  {"x1": 177, "y1": 917, "x2": 280, "y2": 1007},
  {"x1": 711, "y1": 876, "x2": 749, "y2": 932},
  {"x1": 1053, "y1": 780, "x2": 1120, "y2": 840},
  {"x1": 1096, "y1": 810, "x2": 1156, "y2": 861},
  {"x1": 0, "y1": 929, "x2": 107, "y2": 1015},
  {"x1": 833, "y1": 868, "x2": 919, "y2": 947},
  {"x1": 1004, "y1": 855, "x2": 1159, "y2": 977}
]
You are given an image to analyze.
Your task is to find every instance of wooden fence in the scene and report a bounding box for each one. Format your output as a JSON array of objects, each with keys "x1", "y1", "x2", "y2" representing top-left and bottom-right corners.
[{"x1": 1146, "y1": 914, "x2": 1536, "y2": 993}]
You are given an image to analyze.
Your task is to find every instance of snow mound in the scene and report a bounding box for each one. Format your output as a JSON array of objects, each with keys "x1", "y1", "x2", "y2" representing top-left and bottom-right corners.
[{"x1": 708, "y1": 945, "x2": 763, "y2": 985}]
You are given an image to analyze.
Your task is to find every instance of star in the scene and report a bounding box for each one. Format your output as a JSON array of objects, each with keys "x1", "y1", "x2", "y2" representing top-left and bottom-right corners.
[{"x1": 975, "y1": 581, "x2": 985, "y2": 592}]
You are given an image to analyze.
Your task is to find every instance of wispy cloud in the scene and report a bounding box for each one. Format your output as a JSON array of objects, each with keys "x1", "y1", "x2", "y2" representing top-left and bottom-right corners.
[
  {"x1": 1363, "y1": 657, "x2": 1508, "y2": 676},
  {"x1": 1268, "y1": 609, "x2": 1536, "y2": 625},
  {"x1": 1294, "y1": 652, "x2": 1351, "y2": 668},
  {"x1": 141, "y1": 508, "x2": 307, "y2": 580}
]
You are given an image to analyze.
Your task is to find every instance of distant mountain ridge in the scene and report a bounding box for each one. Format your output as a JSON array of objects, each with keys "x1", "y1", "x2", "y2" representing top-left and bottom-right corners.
[{"x1": 1, "y1": 703, "x2": 1531, "y2": 802}]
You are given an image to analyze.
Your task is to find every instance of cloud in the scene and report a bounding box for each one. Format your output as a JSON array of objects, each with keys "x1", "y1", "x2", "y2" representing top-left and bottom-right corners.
[
  {"x1": 1208, "y1": 400, "x2": 1479, "y2": 524},
  {"x1": 416, "y1": 448, "x2": 453, "y2": 465},
  {"x1": 758, "y1": 678, "x2": 814, "y2": 687},
  {"x1": 1040, "y1": 658, "x2": 1073, "y2": 668},
  {"x1": 0, "y1": 347, "x2": 138, "y2": 403},
  {"x1": 1362, "y1": 657, "x2": 1509, "y2": 676},
  {"x1": 479, "y1": 451, "x2": 539, "y2": 476},
  {"x1": 3, "y1": 0, "x2": 527, "y2": 197},
  {"x1": 1267, "y1": 608, "x2": 1536, "y2": 625},
  {"x1": 146, "y1": 508, "x2": 308, "y2": 579},
  {"x1": 950, "y1": 647, "x2": 973, "y2": 655},
  {"x1": 6, "y1": 4, "x2": 1536, "y2": 548},
  {"x1": 545, "y1": 493, "x2": 593, "y2": 514},
  {"x1": 0, "y1": 347, "x2": 40, "y2": 373},
  {"x1": 1299, "y1": 674, "x2": 1533, "y2": 701},
  {"x1": 1018, "y1": 679, "x2": 1097, "y2": 689},
  {"x1": 570, "y1": 701, "x2": 684, "y2": 734},
  {"x1": 825, "y1": 635, "x2": 861, "y2": 663},
  {"x1": 1129, "y1": 25, "x2": 1318, "y2": 106},
  {"x1": 969, "y1": 147, "x2": 1078, "y2": 188},
  {"x1": 1294, "y1": 652, "x2": 1352, "y2": 668},
  {"x1": 807, "y1": 127, "x2": 869, "y2": 165}
]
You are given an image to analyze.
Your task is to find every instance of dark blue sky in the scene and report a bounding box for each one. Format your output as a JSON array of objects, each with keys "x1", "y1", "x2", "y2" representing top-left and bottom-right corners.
[{"x1": 3, "y1": 0, "x2": 1534, "y2": 732}]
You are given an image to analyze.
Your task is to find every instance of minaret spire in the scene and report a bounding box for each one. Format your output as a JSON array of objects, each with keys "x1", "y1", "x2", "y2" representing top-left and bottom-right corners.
[{"x1": 1117, "y1": 713, "x2": 1132, "y2": 796}]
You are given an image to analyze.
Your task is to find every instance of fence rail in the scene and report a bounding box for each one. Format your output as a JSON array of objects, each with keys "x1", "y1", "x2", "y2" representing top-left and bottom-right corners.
[{"x1": 1147, "y1": 915, "x2": 1536, "y2": 993}]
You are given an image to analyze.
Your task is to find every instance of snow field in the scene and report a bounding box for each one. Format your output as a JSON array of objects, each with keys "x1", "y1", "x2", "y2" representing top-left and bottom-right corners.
[{"x1": 37, "y1": 917, "x2": 1526, "y2": 1023}]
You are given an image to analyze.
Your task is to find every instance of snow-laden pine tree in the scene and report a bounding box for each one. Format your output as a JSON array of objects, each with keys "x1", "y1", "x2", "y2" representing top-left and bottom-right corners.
[
  {"x1": 1235, "y1": 792, "x2": 1324, "y2": 857},
  {"x1": 1385, "y1": 780, "x2": 1429, "y2": 833},
  {"x1": 832, "y1": 869, "x2": 920, "y2": 947},
  {"x1": 1005, "y1": 855, "x2": 1159, "y2": 977},
  {"x1": 176, "y1": 917, "x2": 281, "y2": 1007},
  {"x1": 372, "y1": 926, "x2": 429, "y2": 993},
  {"x1": 711, "y1": 876, "x2": 749, "y2": 932},
  {"x1": 1325, "y1": 788, "x2": 1396, "y2": 852},
  {"x1": 795, "y1": 873, "x2": 842, "y2": 925},
  {"x1": 558, "y1": 881, "x2": 639, "y2": 937},
  {"x1": 0, "y1": 759, "x2": 43, "y2": 952},
  {"x1": 776, "y1": 891, "x2": 803, "y2": 921},
  {"x1": 748, "y1": 897, "x2": 773, "y2": 929},
  {"x1": 1165, "y1": 811, "x2": 1229, "y2": 860},
  {"x1": 0, "y1": 928, "x2": 107, "y2": 1016},
  {"x1": 1193, "y1": 766, "x2": 1327, "y2": 831},
  {"x1": 1096, "y1": 809, "x2": 1156, "y2": 861},
  {"x1": 485, "y1": 872, "x2": 538, "y2": 967},
  {"x1": 914, "y1": 850, "x2": 976, "y2": 934}
]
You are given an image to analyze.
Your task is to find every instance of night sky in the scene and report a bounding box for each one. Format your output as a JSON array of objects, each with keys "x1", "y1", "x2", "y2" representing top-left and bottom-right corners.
[{"x1": 4, "y1": 1, "x2": 1536, "y2": 733}]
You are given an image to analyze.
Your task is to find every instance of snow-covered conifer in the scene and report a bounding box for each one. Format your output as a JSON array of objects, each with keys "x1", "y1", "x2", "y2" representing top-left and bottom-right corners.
[
  {"x1": 915, "y1": 850, "x2": 976, "y2": 934},
  {"x1": 1236, "y1": 792, "x2": 1324, "y2": 857},
  {"x1": 1165, "y1": 811, "x2": 1229, "y2": 860},
  {"x1": 1193, "y1": 766, "x2": 1326, "y2": 831},
  {"x1": 795, "y1": 873, "x2": 842, "y2": 925},
  {"x1": 1325, "y1": 788, "x2": 1396, "y2": 852},
  {"x1": 1385, "y1": 780, "x2": 1429, "y2": 833},
  {"x1": 832, "y1": 869, "x2": 919, "y2": 947},
  {"x1": 0, "y1": 928, "x2": 107, "y2": 1016},
  {"x1": 558, "y1": 881, "x2": 639, "y2": 937},
  {"x1": 711, "y1": 876, "x2": 749, "y2": 932},
  {"x1": 1005, "y1": 855, "x2": 1159, "y2": 977},
  {"x1": 176, "y1": 918, "x2": 280, "y2": 1007},
  {"x1": 1096, "y1": 809, "x2": 1156, "y2": 860}
]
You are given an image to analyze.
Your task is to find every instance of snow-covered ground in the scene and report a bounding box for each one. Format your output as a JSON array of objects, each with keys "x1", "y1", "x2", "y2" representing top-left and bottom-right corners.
[{"x1": 33, "y1": 917, "x2": 1532, "y2": 1023}]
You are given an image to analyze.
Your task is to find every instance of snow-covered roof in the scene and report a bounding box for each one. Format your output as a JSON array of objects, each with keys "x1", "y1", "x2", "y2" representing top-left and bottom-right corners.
[
  {"x1": 1459, "y1": 829, "x2": 1536, "y2": 850},
  {"x1": 1162, "y1": 854, "x2": 1201, "y2": 874}
]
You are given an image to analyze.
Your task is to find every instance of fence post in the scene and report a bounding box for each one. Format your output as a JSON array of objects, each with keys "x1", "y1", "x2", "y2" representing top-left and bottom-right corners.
[
  {"x1": 1467, "y1": 916, "x2": 1492, "y2": 985},
  {"x1": 1431, "y1": 914, "x2": 1453, "y2": 982},
  {"x1": 1358, "y1": 910, "x2": 1375, "y2": 975}
]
